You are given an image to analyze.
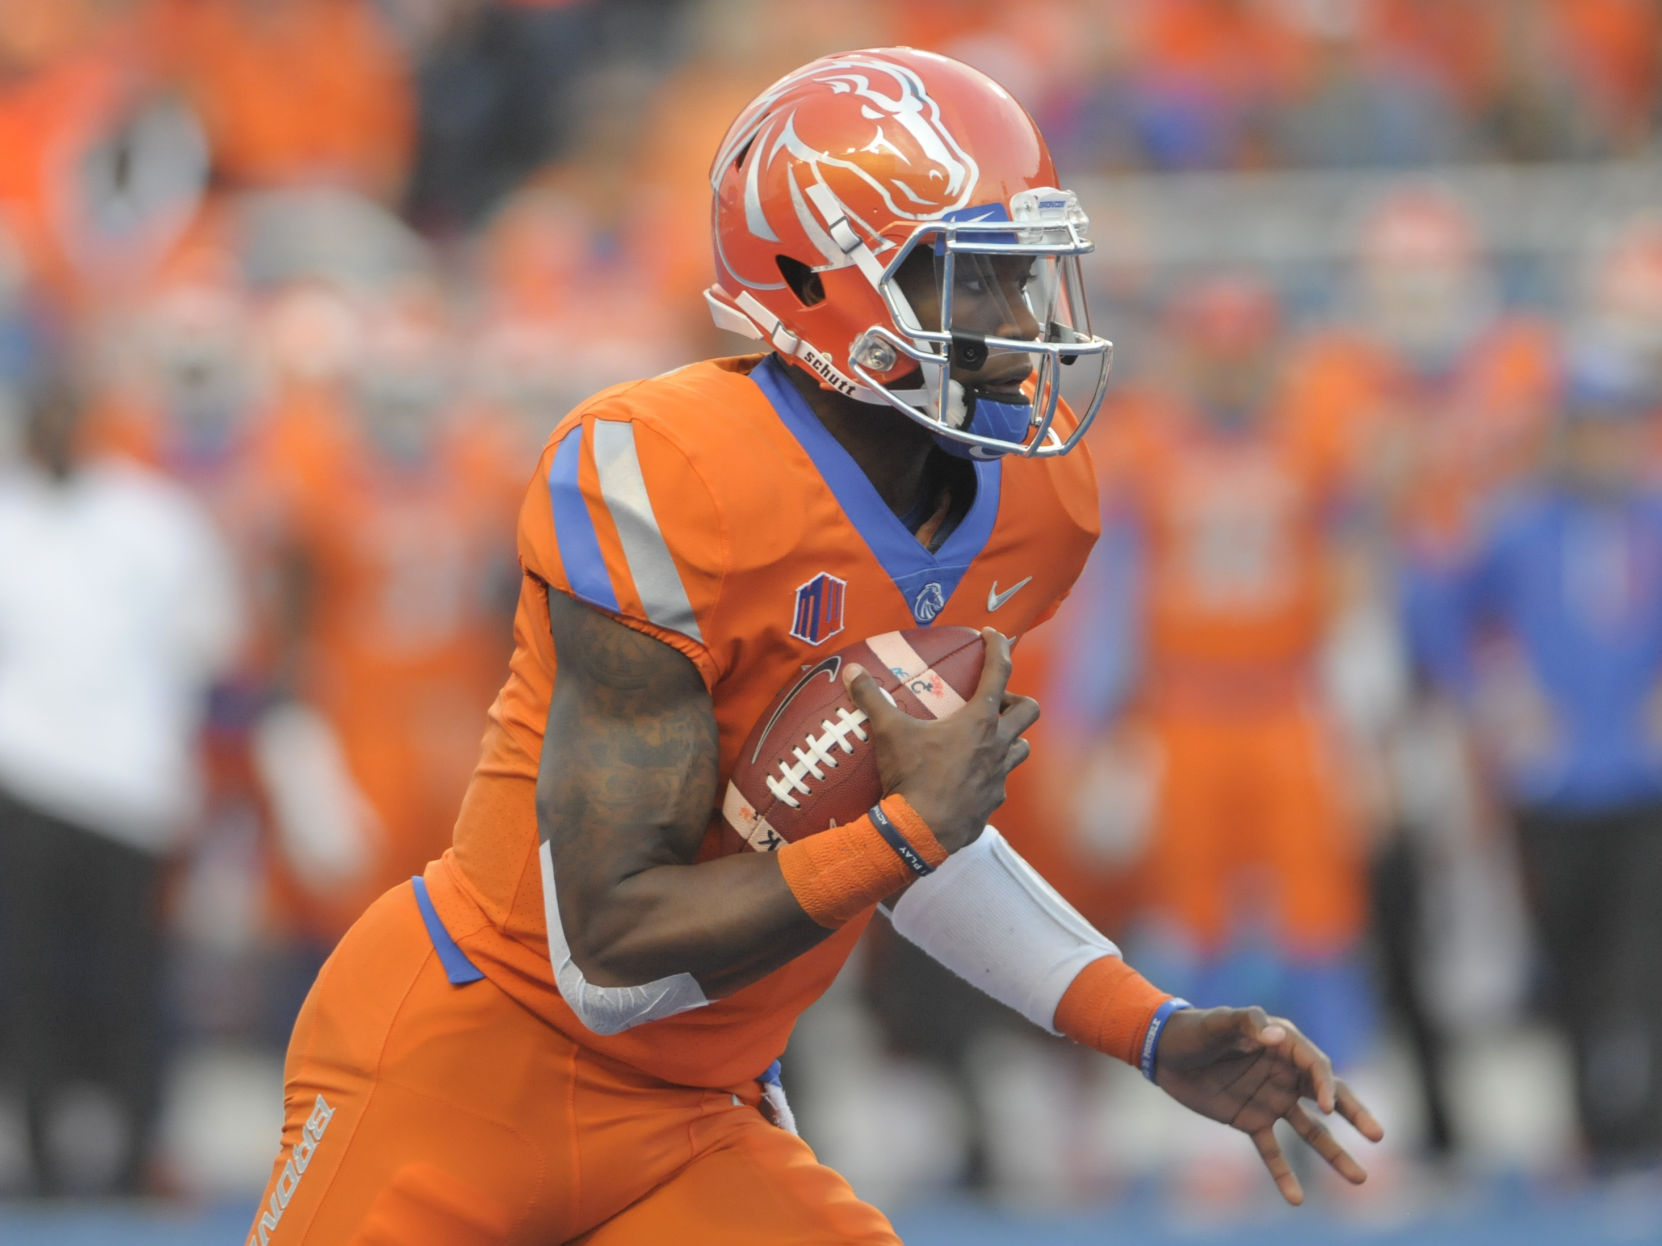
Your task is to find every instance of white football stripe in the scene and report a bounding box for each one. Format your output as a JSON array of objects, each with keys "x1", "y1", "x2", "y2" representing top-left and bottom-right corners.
[
  {"x1": 722, "y1": 780, "x2": 783, "y2": 852},
  {"x1": 864, "y1": 632, "x2": 967, "y2": 719}
]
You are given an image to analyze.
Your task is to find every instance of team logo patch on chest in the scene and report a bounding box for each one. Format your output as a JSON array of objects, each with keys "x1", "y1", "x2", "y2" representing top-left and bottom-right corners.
[
  {"x1": 792, "y1": 573, "x2": 847, "y2": 645},
  {"x1": 912, "y1": 581, "x2": 946, "y2": 623}
]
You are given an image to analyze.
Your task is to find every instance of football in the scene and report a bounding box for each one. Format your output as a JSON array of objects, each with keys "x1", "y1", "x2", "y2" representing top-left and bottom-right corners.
[{"x1": 719, "y1": 626, "x2": 986, "y2": 853}]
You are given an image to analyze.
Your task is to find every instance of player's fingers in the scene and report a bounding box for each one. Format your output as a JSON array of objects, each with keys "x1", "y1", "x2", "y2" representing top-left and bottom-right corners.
[
  {"x1": 1250, "y1": 1125, "x2": 1304, "y2": 1206},
  {"x1": 996, "y1": 693, "x2": 1040, "y2": 741},
  {"x1": 1263, "y1": 1018, "x2": 1336, "y2": 1114},
  {"x1": 1334, "y1": 1079, "x2": 1386, "y2": 1143},
  {"x1": 999, "y1": 688, "x2": 1041, "y2": 719},
  {"x1": 1005, "y1": 737, "x2": 1032, "y2": 772},
  {"x1": 1301, "y1": 1040, "x2": 1338, "y2": 1116},
  {"x1": 1237, "y1": 1005, "x2": 1274, "y2": 1052},
  {"x1": 842, "y1": 665, "x2": 903, "y2": 728},
  {"x1": 1286, "y1": 1103, "x2": 1368, "y2": 1185},
  {"x1": 972, "y1": 629, "x2": 1014, "y2": 708}
]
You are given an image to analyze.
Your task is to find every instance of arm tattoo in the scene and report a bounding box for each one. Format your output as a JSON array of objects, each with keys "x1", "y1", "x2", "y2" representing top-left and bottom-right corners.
[
  {"x1": 538, "y1": 591, "x2": 719, "y2": 891},
  {"x1": 535, "y1": 591, "x2": 830, "y2": 989}
]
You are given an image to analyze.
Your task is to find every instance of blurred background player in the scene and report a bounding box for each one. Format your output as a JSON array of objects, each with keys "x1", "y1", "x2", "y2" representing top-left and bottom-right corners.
[
  {"x1": 1291, "y1": 184, "x2": 1559, "y2": 1163},
  {"x1": 1068, "y1": 272, "x2": 1375, "y2": 1082},
  {"x1": 0, "y1": 368, "x2": 240, "y2": 1195},
  {"x1": 266, "y1": 281, "x2": 519, "y2": 940},
  {"x1": 1415, "y1": 341, "x2": 1662, "y2": 1171}
]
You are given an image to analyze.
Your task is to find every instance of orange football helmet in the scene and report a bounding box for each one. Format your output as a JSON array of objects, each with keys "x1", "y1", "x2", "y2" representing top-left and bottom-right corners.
[{"x1": 705, "y1": 47, "x2": 1112, "y2": 457}]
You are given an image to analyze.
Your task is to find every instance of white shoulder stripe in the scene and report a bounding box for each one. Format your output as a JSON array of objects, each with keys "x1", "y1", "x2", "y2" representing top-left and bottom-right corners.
[{"x1": 590, "y1": 419, "x2": 704, "y2": 644}]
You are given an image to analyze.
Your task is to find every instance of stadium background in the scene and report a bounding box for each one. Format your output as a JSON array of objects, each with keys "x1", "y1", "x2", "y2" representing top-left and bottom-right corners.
[{"x1": 3, "y1": 0, "x2": 1662, "y2": 1242}]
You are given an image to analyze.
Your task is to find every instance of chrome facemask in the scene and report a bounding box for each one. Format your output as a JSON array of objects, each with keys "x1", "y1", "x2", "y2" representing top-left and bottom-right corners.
[{"x1": 848, "y1": 188, "x2": 1113, "y2": 458}]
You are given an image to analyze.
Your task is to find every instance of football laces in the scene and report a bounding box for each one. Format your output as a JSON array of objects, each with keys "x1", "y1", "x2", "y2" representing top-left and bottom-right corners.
[{"x1": 765, "y1": 707, "x2": 869, "y2": 808}]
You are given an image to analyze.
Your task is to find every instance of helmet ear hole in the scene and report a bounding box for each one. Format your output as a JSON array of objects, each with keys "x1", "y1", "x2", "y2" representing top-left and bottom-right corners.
[{"x1": 776, "y1": 256, "x2": 826, "y2": 307}]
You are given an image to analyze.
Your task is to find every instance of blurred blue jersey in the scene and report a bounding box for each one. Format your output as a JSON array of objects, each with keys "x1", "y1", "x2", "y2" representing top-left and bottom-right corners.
[{"x1": 1407, "y1": 488, "x2": 1662, "y2": 812}]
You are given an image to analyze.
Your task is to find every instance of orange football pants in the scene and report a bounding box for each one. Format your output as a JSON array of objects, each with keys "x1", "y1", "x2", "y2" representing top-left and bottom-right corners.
[
  {"x1": 1140, "y1": 701, "x2": 1366, "y2": 956},
  {"x1": 248, "y1": 881, "x2": 898, "y2": 1245}
]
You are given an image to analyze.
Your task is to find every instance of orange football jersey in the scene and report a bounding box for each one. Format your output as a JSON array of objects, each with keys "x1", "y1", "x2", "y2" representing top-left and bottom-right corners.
[
  {"x1": 1099, "y1": 390, "x2": 1348, "y2": 687},
  {"x1": 1287, "y1": 317, "x2": 1558, "y2": 561},
  {"x1": 280, "y1": 412, "x2": 520, "y2": 933},
  {"x1": 423, "y1": 353, "x2": 1099, "y2": 1089}
]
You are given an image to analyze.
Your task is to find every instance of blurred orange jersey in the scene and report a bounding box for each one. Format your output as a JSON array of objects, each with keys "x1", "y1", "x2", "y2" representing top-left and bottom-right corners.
[
  {"x1": 423, "y1": 353, "x2": 1099, "y2": 1089},
  {"x1": 285, "y1": 413, "x2": 520, "y2": 930},
  {"x1": 144, "y1": 0, "x2": 413, "y2": 196},
  {"x1": 1288, "y1": 317, "x2": 1559, "y2": 560},
  {"x1": 1090, "y1": 390, "x2": 1369, "y2": 953},
  {"x1": 1100, "y1": 390, "x2": 1347, "y2": 692}
]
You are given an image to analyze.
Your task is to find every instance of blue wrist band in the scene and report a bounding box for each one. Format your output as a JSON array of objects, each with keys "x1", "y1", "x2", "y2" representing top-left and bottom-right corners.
[
  {"x1": 1140, "y1": 998, "x2": 1191, "y2": 1082},
  {"x1": 868, "y1": 803, "x2": 935, "y2": 876}
]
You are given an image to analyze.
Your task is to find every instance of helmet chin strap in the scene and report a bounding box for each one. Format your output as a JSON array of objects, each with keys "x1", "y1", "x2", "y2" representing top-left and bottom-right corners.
[
  {"x1": 708, "y1": 286, "x2": 893, "y2": 404},
  {"x1": 708, "y1": 285, "x2": 1035, "y2": 458}
]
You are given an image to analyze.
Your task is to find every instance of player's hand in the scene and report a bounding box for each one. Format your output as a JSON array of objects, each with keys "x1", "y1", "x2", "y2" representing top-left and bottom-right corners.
[
  {"x1": 842, "y1": 628, "x2": 1037, "y2": 852},
  {"x1": 1153, "y1": 1006, "x2": 1384, "y2": 1206}
]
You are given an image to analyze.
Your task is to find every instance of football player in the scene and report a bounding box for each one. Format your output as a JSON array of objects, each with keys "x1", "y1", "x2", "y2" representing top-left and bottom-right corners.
[
  {"x1": 1081, "y1": 273, "x2": 1376, "y2": 1074},
  {"x1": 263, "y1": 285, "x2": 523, "y2": 939},
  {"x1": 251, "y1": 49, "x2": 1381, "y2": 1245}
]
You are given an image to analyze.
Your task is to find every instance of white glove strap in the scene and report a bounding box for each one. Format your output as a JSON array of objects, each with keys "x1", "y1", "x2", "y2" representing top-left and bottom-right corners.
[{"x1": 886, "y1": 826, "x2": 1119, "y2": 1034}]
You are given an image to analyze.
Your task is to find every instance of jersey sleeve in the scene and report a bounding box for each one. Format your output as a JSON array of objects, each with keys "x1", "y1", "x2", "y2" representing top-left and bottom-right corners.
[
  {"x1": 519, "y1": 408, "x2": 728, "y2": 688},
  {"x1": 1026, "y1": 587, "x2": 1071, "y2": 632},
  {"x1": 1027, "y1": 431, "x2": 1102, "y2": 631}
]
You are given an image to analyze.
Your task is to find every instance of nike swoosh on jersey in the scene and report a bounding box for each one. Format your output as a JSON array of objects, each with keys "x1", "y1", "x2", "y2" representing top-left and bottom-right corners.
[{"x1": 987, "y1": 577, "x2": 1033, "y2": 611}]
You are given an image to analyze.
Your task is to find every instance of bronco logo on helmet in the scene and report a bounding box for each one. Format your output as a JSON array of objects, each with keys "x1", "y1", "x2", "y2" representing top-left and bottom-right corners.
[{"x1": 711, "y1": 54, "x2": 979, "y2": 290}]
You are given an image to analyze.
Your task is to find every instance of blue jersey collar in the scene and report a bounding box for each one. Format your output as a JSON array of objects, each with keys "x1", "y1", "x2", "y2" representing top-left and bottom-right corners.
[{"x1": 751, "y1": 355, "x2": 1001, "y2": 624}]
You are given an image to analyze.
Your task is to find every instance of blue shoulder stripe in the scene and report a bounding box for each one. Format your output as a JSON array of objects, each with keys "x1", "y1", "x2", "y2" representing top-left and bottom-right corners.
[
  {"x1": 411, "y1": 876, "x2": 484, "y2": 986},
  {"x1": 547, "y1": 426, "x2": 620, "y2": 612}
]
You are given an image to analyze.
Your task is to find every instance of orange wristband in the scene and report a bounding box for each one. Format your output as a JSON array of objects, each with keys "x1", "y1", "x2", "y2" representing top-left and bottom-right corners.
[
  {"x1": 1052, "y1": 955, "x2": 1173, "y2": 1068},
  {"x1": 777, "y1": 794, "x2": 948, "y2": 929}
]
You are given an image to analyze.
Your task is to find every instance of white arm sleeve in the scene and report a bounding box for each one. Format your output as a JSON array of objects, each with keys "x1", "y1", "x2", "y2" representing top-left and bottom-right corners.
[{"x1": 886, "y1": 826, "x2": 1120, "y2": 1034}]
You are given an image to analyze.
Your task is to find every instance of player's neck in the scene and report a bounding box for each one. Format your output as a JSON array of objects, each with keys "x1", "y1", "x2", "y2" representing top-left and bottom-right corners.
[{"x1": 777, "y1": 359, "x2": 937, "y2": 519}]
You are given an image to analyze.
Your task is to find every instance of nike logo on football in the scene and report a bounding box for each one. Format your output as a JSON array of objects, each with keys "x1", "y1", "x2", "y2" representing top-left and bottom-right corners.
[
  {"x1": 987, "y1": 577, "x2": 1033, "y2": 612},
  {"x1": 751, "y1": 656, "x2": 842, "y2": 764}
]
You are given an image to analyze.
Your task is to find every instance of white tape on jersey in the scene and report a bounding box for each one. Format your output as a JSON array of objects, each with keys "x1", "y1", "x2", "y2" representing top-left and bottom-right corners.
[{"x1": 539, "y1": 841, "x2": 709, "y2": 1035}]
